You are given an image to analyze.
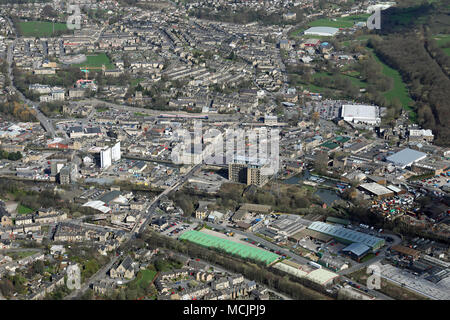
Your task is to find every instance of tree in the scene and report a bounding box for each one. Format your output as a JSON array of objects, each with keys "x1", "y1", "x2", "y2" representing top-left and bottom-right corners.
[
  {"x1": 41, "y1": 5, "x2": 57, "y2": 18},
  {"x1": 32, "y1": 260, "x2": 45, "y2": 275},
  {"x1": 0, "y1": 279, "x2": 14, "y2": 297},
  {"x1": 311, "y1": 111, "x2": 320, "y2": 124}
]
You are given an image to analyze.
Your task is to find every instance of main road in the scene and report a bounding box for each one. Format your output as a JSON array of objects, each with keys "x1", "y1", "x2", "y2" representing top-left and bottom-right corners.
[{"x1": 6, "y1": 37, "x2": 56, "y2": 138}]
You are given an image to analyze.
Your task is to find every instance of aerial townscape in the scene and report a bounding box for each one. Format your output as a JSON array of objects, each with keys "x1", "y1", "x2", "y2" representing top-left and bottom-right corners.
[{"x1": 0, "y1": 0, "x2": 449, "y2": 304}]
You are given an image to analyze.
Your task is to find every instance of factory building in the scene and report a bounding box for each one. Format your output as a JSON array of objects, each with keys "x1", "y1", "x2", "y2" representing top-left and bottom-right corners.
[
  {"x1": 307, "y1": 222, "x2": 385, "y2": 251},
  {"x1": 385, "y1": 148, "x2": 427, "y2": 169},
  {"x1": 304, "y1": 26, "x2": 339, "y2": 37},
  {"x1": 359, "y1": 182, "x2": 395, "y2": 199},
  {"x1": 341, "y1": 104, "x2": 381, "y2": 125}
]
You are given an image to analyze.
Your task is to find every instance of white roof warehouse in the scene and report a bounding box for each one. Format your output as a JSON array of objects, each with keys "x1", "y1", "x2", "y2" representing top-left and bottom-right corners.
[
  {"x1": 341, "y1": 104, "x2": 380, "y2": 125},
  {"x1": 386, "y1": 148, "x2": 427, "y2": 168},
  {"x1": 359, "y1": 182, "x2": 395, "y2": 199},
  {"x1": 304, "y1": 26, "x2": 339, "y2": 37}
]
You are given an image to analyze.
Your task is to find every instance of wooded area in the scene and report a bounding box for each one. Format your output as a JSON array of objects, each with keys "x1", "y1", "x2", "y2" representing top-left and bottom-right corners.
[{"x1": 369, "y1": 34, "x2": 450, "y2": 146}]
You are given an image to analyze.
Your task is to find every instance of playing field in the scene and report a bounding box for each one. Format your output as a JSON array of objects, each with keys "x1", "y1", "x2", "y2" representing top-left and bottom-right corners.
[
  {"x1": 18, "y1": 21, "x2": 68, "y2": 37},
  {"x1": 290, "y1": 14, "x2": 369, "y2": 38},
  {"x1": 179, "y1": 230, "x2": 280, "y2": 265},
  {"x1": 307, "y1": 14, "x2": 370, "y2": 28},
  {"x1": 73, "y1": 53, "x2": 115, "y2": 70}
]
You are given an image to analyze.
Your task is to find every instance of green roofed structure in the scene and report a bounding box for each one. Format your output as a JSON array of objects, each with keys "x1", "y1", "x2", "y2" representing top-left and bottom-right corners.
[
  {"x1": 320, "y1": 141, "x2": 339, "y2": 150},
  {"x1": 179, "y1": 230, "x2": 281, "y2": 265},
  {"x1": 308, "y1": 222, "x2": 385, "y2": 251},
  {"x1": 334, "y1": 136, "x2": 350, "y2": 143},
  {"x1": 326, "y1": 216, "x2": 351, "y2": 226}
]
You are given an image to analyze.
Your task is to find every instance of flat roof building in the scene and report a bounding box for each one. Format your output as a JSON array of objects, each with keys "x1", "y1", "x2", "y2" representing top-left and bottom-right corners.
[
  {"x1": 304, "y1": 268, "x2": 339, "y2": 286},
  {"x1": 308, "y1": 222, "x2": 385, "y2": 251},
  {"x1": 385, "y1": 148, "x2": 427, "y2": 168},
  {"x1": 391, "y1": 245, "x2": 421, "y2": 260},
  {"x1": 304, "y1": 26, "x2": 339, "y2": 37},
  {"x1": 341, "y1": 104, "x2": 380, "y2": 125},
  {"x1": 359, "y1": 182, "x2": 395, "y2": 199}
]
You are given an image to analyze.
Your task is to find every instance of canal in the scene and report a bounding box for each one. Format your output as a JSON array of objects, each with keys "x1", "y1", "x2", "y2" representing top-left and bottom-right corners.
[{"x1": 283, "y1": 170, "x2": 343, "y2": 206}]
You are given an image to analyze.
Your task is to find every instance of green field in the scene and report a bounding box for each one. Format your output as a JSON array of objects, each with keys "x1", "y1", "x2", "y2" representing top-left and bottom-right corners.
[
  {"x1": 301, "y1": 83, "x2": 329, "y2": 94},
  {"x1": 367, "y1": 48, "x2": 416, "y2": 122},
  {"x1": 18, "y1": 21, "x2": 68, "y2": 37},
  {"x1": 342, "y1": 35, "x2": 372, "y2": 47},
  {"x1": 433, "y1": 34, "x2": 450, "y2": 56},
  {"x1": 307, "y1": 14, "x2": 370, "y2": 28},
  {"x1": 433, "y1": 34, "x2": 450, "y2": 46},
  {"x1": 73, "y1": 53, "x2": 115, "y2": 70},
  {"x1": 289, "y1": 28, "x2": 305, "y2": 37},
  {"x1": 313, "y1": 71, "x2": 368, "y2": 89},
  {"x1": 180, "y1": 230, "x2": 281, "y2": 265},
  {"x1": 17, "y1": 204, "x2": 33, "y2": 215},
  {"x1": 131, "y1": 78, "x2": 145, "y2": 87},
  {"x1": 290, "y1": 14, "x2": 369, "y2": 38},
  {"x1": 135, "y1": 269, "x2": 157, "y2": 287},
  {"x1": 6, "y1": 251, "x2": 36, "y2": 260}
]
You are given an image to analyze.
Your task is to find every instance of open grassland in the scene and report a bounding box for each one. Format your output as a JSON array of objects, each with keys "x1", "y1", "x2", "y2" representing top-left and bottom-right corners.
[
  {"x1": 307, "y1": 14, "x2": 370, "y2": 28},
  {"x1": 433, "y1": 34, "x2": 450, "y2": 56},
  {"x1": 73, "y1": 53, "x2": 115, "y2": 70},
  {"x1": 17, "y1": 204, "x2": 33, "y2": 215},
  {"x1": 18, "y1": 20, "x2": 68, "y2": 37},
  {"x1": 367, "y1": 48, "x2": 416, "y2": 122},
  {"x1": 290, "y1": 14, "x2": 369, "y2": 38}
]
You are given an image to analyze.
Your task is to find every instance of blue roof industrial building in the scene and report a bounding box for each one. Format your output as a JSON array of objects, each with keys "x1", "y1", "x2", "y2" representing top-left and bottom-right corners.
[
  {"x1": 307, "y1": 222, "x2": 385, "y2": 251},
  {"x1": 341, "y1": 243, "x2": 372, "y2": 261}
]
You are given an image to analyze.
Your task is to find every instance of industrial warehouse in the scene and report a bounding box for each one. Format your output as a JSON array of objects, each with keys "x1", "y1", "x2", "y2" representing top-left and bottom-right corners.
[
  {"x1": 385, "y1": 148, "x2": 428, "y2": 169},
  {"x1": 179, "y1": 230, "x2": 281, "y2": 265},
  {"x1": 307, "y1": 222, "x2": 385, "y2": 252},
  {"x1": 340, "y1": 104, "x2": 381, "y2": 125},
  {"x1": 272, "y1": 260, "x2": 339, "y2": 287},
  {"x1": 359, "y1": 182, "x2": 395, "y2": 199},
  {"x1": 303, "y1": 26, "x2": 339, "y2": 36}
]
